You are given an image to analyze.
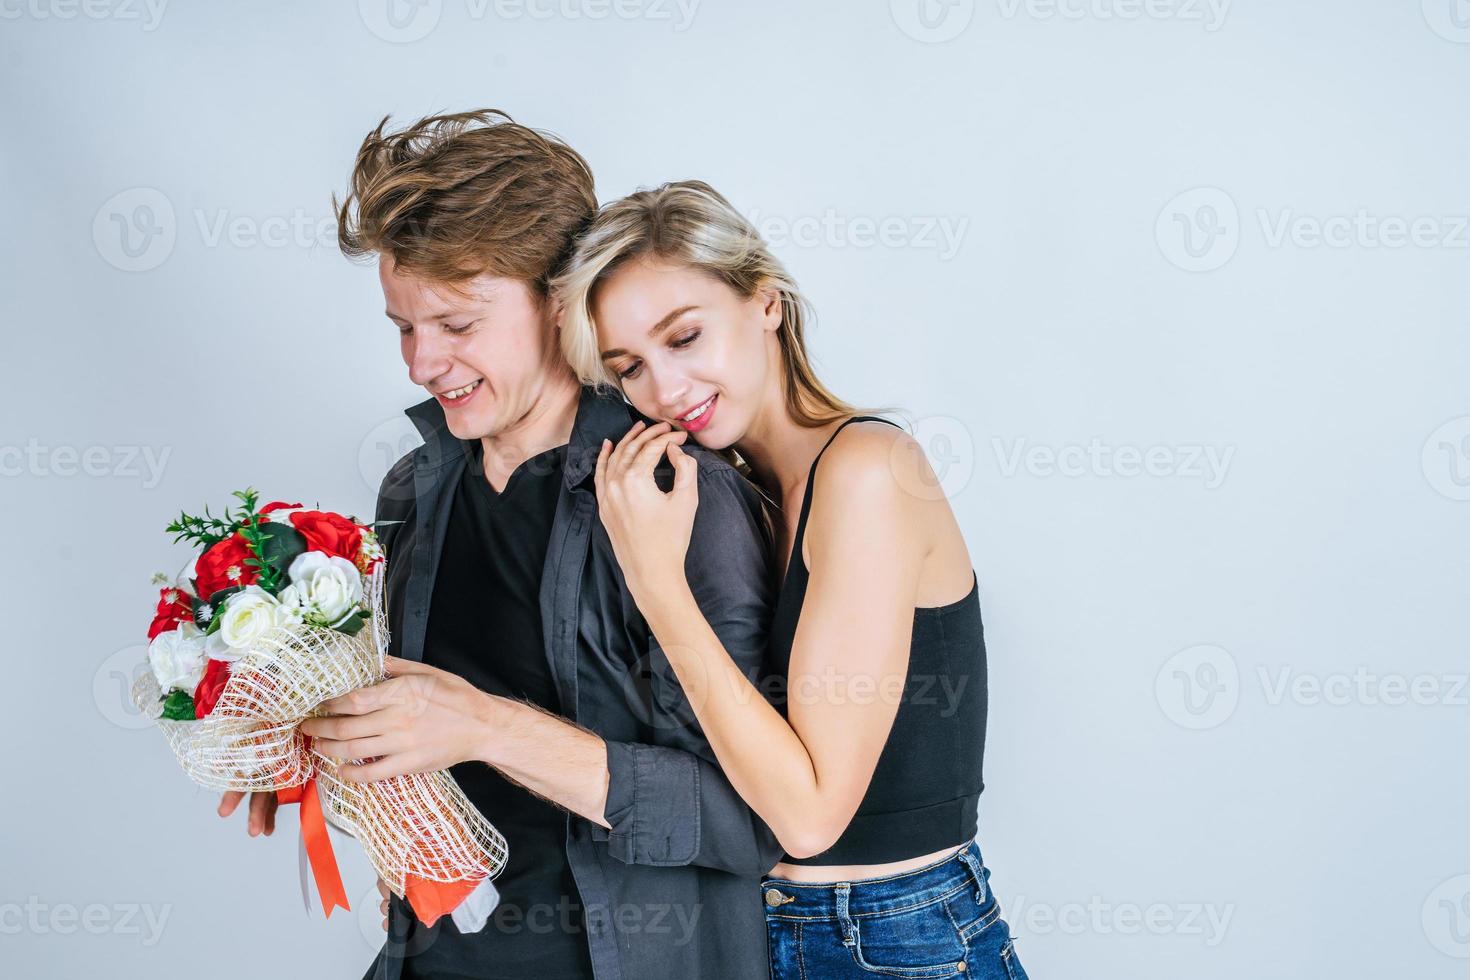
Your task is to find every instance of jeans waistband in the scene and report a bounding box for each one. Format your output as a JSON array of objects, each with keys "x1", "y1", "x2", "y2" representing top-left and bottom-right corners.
[{"x1": 760, "y1": 840, "x2": 986, "y2": 921}]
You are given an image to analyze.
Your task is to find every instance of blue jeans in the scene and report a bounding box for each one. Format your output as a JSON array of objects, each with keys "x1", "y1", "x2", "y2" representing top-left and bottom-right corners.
[{"x1": 762, "y1": 841, "x2": 1028, "y2": 979}]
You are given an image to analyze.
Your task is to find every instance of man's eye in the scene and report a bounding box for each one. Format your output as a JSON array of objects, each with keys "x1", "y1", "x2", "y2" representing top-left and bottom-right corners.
[
  {"x1": 445, "y1": 321, "x2": 477, "y2": 335},
  {"x1": 396, "y1": 325, "x2": 413, "y2": 337}
]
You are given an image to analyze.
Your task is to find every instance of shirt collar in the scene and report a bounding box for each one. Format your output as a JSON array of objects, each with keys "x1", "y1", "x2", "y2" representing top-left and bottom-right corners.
[{"x1": 402, "y1": 384, "x2": 639, "y2": 489}]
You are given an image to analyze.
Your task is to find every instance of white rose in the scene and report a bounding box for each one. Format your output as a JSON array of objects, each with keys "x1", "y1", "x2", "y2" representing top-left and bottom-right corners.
[
  {"x1": 205, "y1": 586, "x2": 287, "y2": 660},
  {"x1": 148, "y1": 623, "x2": 208, "y2": 692},
  {"x1": 285, "y1": 551, "x2": 364, "y2": 626},
  {"x1": 273, "y1": 585, "x2": 306, "y2": 627}
]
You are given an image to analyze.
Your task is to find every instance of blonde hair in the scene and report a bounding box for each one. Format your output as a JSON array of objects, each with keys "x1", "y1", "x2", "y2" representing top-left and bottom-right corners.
[{"x1": 554, "y1": 180, "x2": 857, "y2": 428}]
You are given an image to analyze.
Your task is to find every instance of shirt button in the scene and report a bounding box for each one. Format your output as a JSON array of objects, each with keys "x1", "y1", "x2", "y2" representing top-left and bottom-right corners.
[
  {"x1": 956, "y1": 962, "x2": 967, "y2": 972},
  {"x1": 763, "y1": 888, "x2": 788, "y2": 908}
]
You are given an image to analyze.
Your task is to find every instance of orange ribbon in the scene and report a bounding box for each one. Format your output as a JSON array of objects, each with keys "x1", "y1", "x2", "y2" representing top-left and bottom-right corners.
[
  {"x1": 277, "y1": 740, "x2": 350, "y2": 918},
  {"x1": 403, "y1": 873, "x2": 483, "y2": 928}
]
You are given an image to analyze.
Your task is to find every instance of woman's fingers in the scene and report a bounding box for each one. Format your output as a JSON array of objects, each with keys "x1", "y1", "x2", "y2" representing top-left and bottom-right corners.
[
  {"x1": 667, "y1": 439, "x2": 700, "y2": 494},
  {"x1": 630, "y1": 430, "x2": 689, "y2": 477},
  {"x1": 611, "y1": 420, "x2": 673, "y2": 474}
]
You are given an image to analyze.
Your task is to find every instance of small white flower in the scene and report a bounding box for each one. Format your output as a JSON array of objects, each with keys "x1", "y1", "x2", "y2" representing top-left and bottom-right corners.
[
  {"x1": 358, "y1": 532, "x2": 384, "y2": 567},
  {"x1": 227, "y1": 565, "x2": 242, "y2": 582},
  {"x1": 196, "y1": 603, "x2": 213, "y2": 621},
  {"x1": 163, "y1": 589, "x2": 180, "y2": 606},
  {"x1": 148, "y1": 623, "x2": 208, "y2": 693},
  {"x1": 285, "y1": 551, "x2": 364, "y2": 627},
  {"x1": 149, "y1": 572, "x2": 168, "y2": 585}
]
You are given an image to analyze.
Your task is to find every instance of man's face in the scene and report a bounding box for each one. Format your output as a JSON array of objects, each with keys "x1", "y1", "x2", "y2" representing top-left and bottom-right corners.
[{"x1": 380, "y1": 256, "x2": 561, "y2": 441}]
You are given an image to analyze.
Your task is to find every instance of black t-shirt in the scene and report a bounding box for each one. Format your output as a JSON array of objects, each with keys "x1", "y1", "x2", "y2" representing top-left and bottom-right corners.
[{"x1": 403, "y1": 439, "x2": 592, "y2": 980}]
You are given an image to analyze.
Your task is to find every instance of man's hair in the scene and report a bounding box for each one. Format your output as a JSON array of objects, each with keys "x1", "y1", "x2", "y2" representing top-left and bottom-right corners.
[{"x1": 335, "y1": 108, "x2": 597, "y2": 296}]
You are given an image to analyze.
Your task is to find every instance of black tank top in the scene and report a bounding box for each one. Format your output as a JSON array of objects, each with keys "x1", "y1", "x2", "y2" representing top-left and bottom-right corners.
[{"x1": 768, "y1": 416, "x2": 988, "y2": 866}]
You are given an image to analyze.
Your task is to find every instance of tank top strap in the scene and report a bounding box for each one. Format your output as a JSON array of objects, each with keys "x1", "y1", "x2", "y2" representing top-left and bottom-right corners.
[{"x1": 792, "y1": 414, "x2": 904, "y2": 548}]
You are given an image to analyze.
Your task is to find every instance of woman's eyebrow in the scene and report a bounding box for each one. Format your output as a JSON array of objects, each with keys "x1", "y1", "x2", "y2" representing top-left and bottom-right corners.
[{"x1": 601, "y1": 304, "x2": 699, "y2": 360}]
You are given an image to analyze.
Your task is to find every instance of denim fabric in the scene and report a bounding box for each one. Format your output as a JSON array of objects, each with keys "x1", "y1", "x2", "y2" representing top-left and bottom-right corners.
[{"x1": 762, "y1": 841, "x2": 1028, "y2": 980}]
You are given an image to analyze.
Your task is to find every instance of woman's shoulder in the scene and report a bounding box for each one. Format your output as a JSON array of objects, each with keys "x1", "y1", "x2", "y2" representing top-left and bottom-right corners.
[
  {"x1": 817, "y1": 417, "x2": 921, "y2": 486},
  {"x1": 814, "y1": 416, "x2": 960, "y2": 517}
]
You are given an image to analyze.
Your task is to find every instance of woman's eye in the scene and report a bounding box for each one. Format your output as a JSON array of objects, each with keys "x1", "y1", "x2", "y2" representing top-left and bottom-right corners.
[
  {"x1": 618, "y1": 361, "x2": 643, "y2": 381},
  {"x1": 671, "y1": 329, "x2": 701, "y2": 349}
]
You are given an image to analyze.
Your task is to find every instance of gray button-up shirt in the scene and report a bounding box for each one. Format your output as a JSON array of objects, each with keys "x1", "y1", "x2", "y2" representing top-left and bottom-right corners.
[{"x1": 362, "y1": 385, "x2": 782, "y2": 980}]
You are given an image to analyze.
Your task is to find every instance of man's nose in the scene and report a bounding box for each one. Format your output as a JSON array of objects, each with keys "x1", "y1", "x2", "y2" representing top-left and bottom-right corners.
[{"x1": 406, "y1": 328, "x2": 453, "y2": 388}]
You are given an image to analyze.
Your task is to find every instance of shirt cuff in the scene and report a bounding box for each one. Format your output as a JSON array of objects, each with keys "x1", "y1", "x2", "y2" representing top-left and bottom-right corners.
[{"x1": 597, "y1": 740, "x2": 701, "y2": 866}]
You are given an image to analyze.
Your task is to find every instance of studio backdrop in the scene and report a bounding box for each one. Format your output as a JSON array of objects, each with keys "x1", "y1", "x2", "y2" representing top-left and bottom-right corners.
[{"x1": 2, "y1": 2, "x2": 1467, "y2": 978}]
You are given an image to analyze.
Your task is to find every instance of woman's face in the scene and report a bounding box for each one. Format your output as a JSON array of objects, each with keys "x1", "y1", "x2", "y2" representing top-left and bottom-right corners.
[{"x1": 591, "y1": 255, "x2": 781, "y2": 450}]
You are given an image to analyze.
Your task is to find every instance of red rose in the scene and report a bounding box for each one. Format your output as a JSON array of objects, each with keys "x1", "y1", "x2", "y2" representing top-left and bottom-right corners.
[
  {"x1": 194, "y1": 533, "x2": 258, "y2": 600},
  {"x1": 146, "y1": 586, "x2": 194, "y2": 640},
  {"x1": 289, "y1": 510, "x2": 366, "y2": 564},
  {"x1": 260, "y1": 500, "x2": 303, "y2": 515},
  {"x1": 193, "y1": 658, "x2": 232, "y2": 718}
]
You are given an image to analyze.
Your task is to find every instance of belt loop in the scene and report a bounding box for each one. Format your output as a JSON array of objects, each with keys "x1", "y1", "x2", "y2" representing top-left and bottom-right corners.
[
  {"x1": 956, "y1": 843, "x2": 988, "y2": 905},
  {"x1": 835, "y1": 882, "x2": 856, "y2": 947}
]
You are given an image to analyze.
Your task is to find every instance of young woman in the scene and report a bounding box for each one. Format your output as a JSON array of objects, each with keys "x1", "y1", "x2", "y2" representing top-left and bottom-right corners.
[{"x1": 554, "y1": 181, "x2": 1028, "y2": 980}]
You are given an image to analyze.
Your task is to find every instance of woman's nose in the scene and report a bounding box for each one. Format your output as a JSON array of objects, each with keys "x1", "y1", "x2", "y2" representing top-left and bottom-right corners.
[{"x1": 653, "y1": 371, "x2": 692, "y2": 415}]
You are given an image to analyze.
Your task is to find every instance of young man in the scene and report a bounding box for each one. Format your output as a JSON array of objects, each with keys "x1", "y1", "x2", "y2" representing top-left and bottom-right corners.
[{"x1": 217, "y1": 110, "x2": 780, "y2": 980}]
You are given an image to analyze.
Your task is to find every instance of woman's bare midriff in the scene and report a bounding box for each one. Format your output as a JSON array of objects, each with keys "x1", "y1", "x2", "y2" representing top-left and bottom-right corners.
[{"x1": 766, "y1": 842, "x2": 969, "y2": 883}]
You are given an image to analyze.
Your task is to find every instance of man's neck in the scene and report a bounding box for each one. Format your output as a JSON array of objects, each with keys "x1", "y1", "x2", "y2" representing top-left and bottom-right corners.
[{"x1": 479, "y1": 369, "x2": 581, "y2": 492}]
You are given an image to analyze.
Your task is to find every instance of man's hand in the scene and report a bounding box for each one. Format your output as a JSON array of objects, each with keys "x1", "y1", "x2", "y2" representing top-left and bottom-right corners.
[
  {"x1": 299, "y1": 656, "x2": 493, "y2": 783},
  {"x1": 217, "y1": 790, "x2": 278, "y2": 836}
]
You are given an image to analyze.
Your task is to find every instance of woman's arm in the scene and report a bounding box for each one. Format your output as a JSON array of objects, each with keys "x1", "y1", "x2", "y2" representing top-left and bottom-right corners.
[{"x1": 597, "y1": 421, "x2": 929, "y2": 858}]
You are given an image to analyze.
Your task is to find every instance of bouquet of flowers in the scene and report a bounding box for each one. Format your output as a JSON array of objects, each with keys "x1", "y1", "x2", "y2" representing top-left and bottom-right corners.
[{"x1": 133, "y1": 489, "x2": 507, "y2": 932}]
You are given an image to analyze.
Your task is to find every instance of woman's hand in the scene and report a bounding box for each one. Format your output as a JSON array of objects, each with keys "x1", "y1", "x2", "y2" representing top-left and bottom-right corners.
[
  {"x1": 594, "y1": 420, "x2": 700, "y2": 601},
  {"x1": 299, "y1": 655, "x2": 494, "y2": 782}
]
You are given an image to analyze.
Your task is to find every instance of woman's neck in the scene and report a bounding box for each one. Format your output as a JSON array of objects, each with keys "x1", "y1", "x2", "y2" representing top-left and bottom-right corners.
[{"x1": 736, "y1": 393, "x2": 848, "y2": 512}]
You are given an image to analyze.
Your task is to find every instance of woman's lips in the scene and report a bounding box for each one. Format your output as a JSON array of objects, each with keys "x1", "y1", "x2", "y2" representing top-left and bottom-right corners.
[{"x1": 676, "y1": 394, "x2": 718, "y2": 434}]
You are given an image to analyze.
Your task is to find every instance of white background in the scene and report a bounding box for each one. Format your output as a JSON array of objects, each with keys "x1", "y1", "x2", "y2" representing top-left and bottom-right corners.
[{"x1": 3, "y1": 1, "x2": 1468, "y2": 977}]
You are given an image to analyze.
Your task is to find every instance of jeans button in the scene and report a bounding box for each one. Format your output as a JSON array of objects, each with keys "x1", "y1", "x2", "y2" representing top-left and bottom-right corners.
[
  {"x1": 956, "y1": 961, "x2": 967, "y2": 972},
  {"x1": 763, "y1": 888, "x2": 788, "y2": 908}
]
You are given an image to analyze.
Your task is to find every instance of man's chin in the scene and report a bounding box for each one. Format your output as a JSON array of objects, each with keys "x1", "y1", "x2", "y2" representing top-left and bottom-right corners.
[{"x1": 442, "y1": 410, "x2": 495, "y2": 443}]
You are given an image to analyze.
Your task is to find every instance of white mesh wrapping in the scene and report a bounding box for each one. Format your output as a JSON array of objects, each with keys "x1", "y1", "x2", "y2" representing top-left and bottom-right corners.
[{"x1": 133, "y1": 565, "x2": 508, "y2": 902}]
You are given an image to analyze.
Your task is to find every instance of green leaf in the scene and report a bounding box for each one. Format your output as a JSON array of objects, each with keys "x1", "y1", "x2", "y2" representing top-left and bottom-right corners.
[
  {"x1": 159, "y1": 689, "x2": 196, "y2": 721},
  {"x1": 255, "y1": 525, "x2": 307, "y2": 593},
  {"x1": 332, "y1": 609, "x2": 369, "y2": 637}
]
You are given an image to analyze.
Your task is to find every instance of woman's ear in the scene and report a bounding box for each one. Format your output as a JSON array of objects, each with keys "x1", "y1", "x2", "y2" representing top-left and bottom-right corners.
[{"x1": 758, "y1": 284, "x2": 782, "y2": 333}]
